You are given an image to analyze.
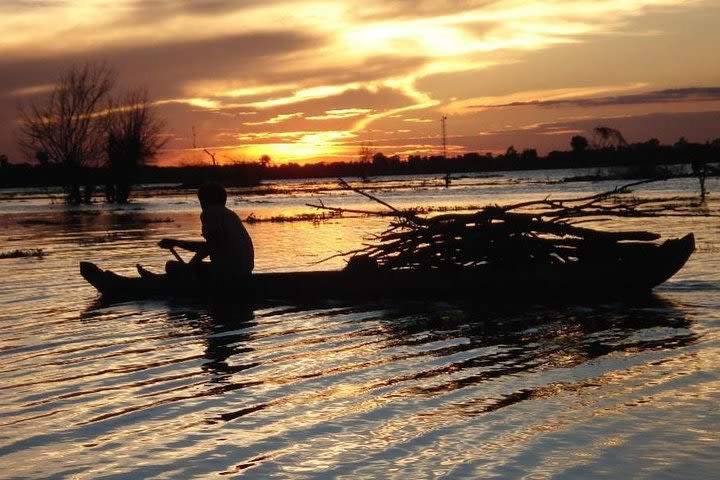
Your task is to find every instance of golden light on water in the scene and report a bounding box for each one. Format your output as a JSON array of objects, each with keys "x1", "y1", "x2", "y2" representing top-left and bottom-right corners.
[{"x1": 0, "y1": 177, "x2": 718, "y2": 477}]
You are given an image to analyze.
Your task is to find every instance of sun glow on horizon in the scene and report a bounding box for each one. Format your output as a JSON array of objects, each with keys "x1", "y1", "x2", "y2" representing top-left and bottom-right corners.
[{"x1": 1, "y1": 0, "x2": 718, "y2": 164}]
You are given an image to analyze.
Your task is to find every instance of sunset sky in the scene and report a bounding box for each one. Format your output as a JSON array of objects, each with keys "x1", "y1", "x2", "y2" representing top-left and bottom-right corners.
[{"x1": 1, "y1": 0, "x2": 720, "y2": 165}]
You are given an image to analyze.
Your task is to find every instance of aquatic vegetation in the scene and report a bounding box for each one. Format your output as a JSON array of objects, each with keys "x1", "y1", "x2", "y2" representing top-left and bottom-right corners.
[
  {"x1": 136, "y1": 217, "x2": 174, "y2": 224},
  {"x1": 244, "y1": 211, "x2": 342, "y2": 224},
  {"x1": 77, "y1": 232, "x2": 123, "y2": 246},
  {"x1": 18, "y1": 218, "x2": 63, "y2": 226},
  {"x1": 0, "y1": 248, "x2": 44, "y2": 259}
]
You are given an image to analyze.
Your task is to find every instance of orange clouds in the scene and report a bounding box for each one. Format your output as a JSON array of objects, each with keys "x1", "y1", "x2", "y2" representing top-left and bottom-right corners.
[{"x1": 0, "y1": 0, "x2": 718, "y2": 164}]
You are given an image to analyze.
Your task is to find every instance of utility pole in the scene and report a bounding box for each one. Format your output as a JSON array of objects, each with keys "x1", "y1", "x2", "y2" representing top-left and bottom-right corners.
[
  {"x1": 441, "y1": 115, "x2": 447, "y2": 158},
  {"x1": 441, "y1": 115, "x2": 451, "y2": 187}
]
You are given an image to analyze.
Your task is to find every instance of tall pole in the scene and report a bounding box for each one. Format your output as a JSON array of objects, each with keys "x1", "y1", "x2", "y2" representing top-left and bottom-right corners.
[
  {"x1": 441, "y1": 115, "x2": 447, "y2": 158},
  {"x1": 441, "y1": 115, "x2": 451, "y2": 187}
]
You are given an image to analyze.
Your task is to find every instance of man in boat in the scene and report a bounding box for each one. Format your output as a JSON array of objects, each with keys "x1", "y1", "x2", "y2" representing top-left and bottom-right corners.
[{"x1": 139, "y1": 182, "x2": 254, "y2": 281}]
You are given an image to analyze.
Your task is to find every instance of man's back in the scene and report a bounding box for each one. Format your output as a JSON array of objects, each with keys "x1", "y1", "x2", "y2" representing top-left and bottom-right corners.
[{"x1": 201, "y1": 205, "x2": 254, "y2": 275}]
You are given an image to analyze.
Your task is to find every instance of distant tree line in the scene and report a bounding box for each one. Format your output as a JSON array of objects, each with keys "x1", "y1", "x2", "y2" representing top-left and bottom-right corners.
[
  {"x1": 13, "y1": 62, "x2": 165, "y2": 204},
  {"x1": 2, "y1": 103, "x2": 719, "y2": 195},
  {"x1": 253, "y1": 132, "x2": 720, "y2": 180},
  {"x1": 2, "y1": 130, "x2": 719, "y2": 188}
]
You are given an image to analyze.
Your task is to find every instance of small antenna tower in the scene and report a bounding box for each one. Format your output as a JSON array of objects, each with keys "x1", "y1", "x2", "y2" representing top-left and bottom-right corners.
[{"x1": 441, "y1": 115, "x2": 447, "y2": 158}]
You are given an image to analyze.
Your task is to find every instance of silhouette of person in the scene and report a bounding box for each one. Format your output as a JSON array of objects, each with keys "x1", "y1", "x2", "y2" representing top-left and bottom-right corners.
[{"x1": 139, "y1": 182, "x2": 254, "y2": 281}]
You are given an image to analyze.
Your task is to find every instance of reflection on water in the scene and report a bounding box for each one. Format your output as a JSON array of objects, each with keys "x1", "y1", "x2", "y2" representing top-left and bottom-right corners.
[
  {"x1": 1, "y1": 172, "x2": 719, "y2": 478},
  {"x1": 3, "y1": 293, "x2": 713, "y2": 478}
]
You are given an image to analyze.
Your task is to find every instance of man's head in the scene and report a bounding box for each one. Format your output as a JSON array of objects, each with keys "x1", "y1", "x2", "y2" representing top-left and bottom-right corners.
[{"x1": 198, "y1": 182, "x2": 227, "y2": 209}]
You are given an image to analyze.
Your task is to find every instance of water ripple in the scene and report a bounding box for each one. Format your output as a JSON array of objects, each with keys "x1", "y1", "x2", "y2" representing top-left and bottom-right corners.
[{"x1": 1, "y1": 178, "x2": 718, "y2": 478}]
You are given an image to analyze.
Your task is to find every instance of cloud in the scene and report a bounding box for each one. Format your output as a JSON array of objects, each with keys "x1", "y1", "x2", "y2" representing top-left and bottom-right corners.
[
  {"x1": 447, "y1": 83, "x2": 649, "y2": 113},
  {"x1": 307, "y1": 108, "x2": 373, "y2": 120},
  {"x1": 243, "y1": 112, "x2": 304, "y2": 125},
  {"x1": 352, "y1": 1, "x2": 495, "y2": 22},
  {"x1": 0, "y1": 30, "x2": 322, "y2": 97},
  {"x1": 473, "y1": 87, "x2": 720, "y2": 109},
  {"x1": 189, "y1": 82, "x2": 299, "y2": 100},
  {"x1": 469, "y1": 110, "x2": 720, "y2": 151},
  {"x1": 5, "y1": 83, "x2": 54, "y2": 98},
  {"x1": 122, "y1": 0, "x2": 267, "y2": 19},
  {"x1": 1, "y1": 0, "x2": 716, "y2": 164}
]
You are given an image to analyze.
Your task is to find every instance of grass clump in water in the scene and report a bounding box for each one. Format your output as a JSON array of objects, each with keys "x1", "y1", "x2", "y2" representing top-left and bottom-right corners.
[
  {"x1": 0, "y1": 249, "x2": 45, "y2": 259},
  {"x1": 245, "y1": 211, "x2": 342, "y2": 224}
]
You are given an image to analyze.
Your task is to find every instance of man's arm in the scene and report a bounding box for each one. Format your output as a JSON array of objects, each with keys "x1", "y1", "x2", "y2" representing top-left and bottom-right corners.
[{"x1": 158, "y1": 238, "x2": 210, "y2": 255}]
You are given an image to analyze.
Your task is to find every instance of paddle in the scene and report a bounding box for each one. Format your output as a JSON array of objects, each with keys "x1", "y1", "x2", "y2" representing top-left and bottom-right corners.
[{"x1": 168, "y1": 246, "x2": 185, "y2": 264}]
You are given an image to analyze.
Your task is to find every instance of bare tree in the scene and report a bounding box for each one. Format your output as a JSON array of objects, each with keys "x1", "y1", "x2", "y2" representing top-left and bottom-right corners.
[
  {"x1": 570, "y1": 135, "x2": 589, "y2": 153},
  {"x1": 203, "y1": 148, "x2": 218, "y2": 167},
  {"x1": 358, "y1": 143, "x2": 374, "y2": 182},
  {"x1": 358, "y1": 143, "x2": 374, "y2": 163},
  {"x1": 592, "y1": 126, "x2": 628, "y2": 150},
  {"x1": 19, "y1": 62, "x2": 114, "y2": 204},
  {"x1": 105, "y1": 89, "x2": 166, "y2": 203}
]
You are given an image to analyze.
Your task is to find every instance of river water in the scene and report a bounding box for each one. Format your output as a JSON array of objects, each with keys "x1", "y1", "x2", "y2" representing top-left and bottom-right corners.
[{"x1": 1, "y1": 171, "x2": 718, "y2": 479}]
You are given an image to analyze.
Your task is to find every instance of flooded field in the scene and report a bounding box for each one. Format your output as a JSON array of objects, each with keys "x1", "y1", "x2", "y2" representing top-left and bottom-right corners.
[{"x1": 1, "y1": 171, "x2": 719, "y2": 478}]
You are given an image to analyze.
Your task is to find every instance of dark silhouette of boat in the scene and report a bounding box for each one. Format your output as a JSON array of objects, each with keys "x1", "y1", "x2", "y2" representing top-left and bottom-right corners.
[{"x1": 80, "y1": 234, "x2": 695, "y2": 301}]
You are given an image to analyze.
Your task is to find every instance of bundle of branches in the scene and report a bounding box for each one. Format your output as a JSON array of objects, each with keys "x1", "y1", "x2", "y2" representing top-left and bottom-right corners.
[{"x1": 310, "y1": 179, "x2": 702, "y2": 271}]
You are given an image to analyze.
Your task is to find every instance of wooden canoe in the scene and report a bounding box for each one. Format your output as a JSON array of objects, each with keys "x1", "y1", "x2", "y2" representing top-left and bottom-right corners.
[{"x1": 80, "y1": 233, "x2": 695, "y2": 301}]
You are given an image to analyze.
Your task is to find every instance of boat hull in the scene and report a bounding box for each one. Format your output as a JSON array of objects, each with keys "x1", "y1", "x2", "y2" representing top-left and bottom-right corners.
[{"x1": 80, "y1": 234, "x2": 695, "y2": 302}]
